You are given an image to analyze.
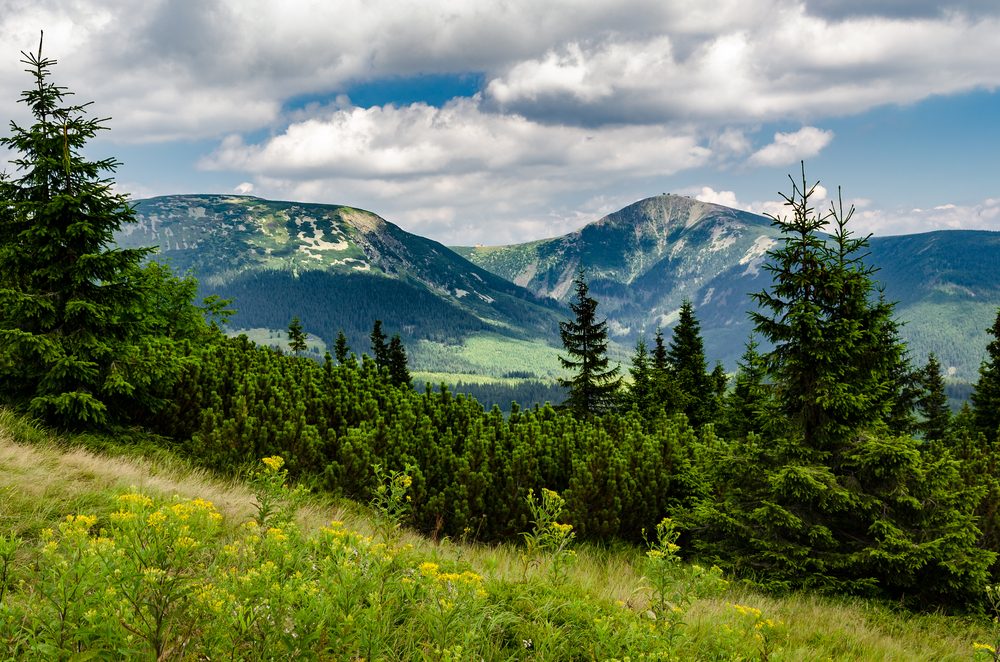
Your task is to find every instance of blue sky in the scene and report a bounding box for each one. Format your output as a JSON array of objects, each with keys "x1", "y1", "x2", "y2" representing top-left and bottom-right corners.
[{"x1": 1, "y1": 1, "x2": 999, "y2": 244}]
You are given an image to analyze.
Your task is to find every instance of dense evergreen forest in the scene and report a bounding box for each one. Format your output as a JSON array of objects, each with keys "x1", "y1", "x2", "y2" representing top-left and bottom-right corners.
[{"x1": 4, "y1": 41, "x2": 1000, "y2": 612}]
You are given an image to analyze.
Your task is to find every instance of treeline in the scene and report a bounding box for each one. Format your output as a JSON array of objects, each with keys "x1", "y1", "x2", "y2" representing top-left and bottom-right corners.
[
  {"x1": 422, "y1": 380, "x2": 567, "y2": 413},
  {"x1": 214, "y1": 269, "x2": 489, "y2": 351},
  {"x1": 3, "y1": 43, "x2": 1000, "y2": 611}
]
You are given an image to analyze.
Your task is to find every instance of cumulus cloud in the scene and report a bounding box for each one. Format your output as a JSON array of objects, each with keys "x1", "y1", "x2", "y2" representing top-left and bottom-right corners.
[
  {"x1": 3, "y1": 0, "x2": 999, "y2": 142},
  {"x1": 202, "y1": 98, "x2": 712, "y2": 243},
  {"x1": 234, "y1": 182, "x2": 254, "y2": 195},
  {"x1": 483, "y1": 8, "x2": 1000, "y2": 126},
  {"x1": 690, "y1": 187, "x2": 741, "y2": 208},
  {"x1": 749, "y1": 127, "x2": 834, "y2": 166},
  {"x1": 203, "y1": 98, "x2": 710, "y2": 179},
  {"x1": 852, "y1": 198, "x2": 1000, "y2": 236},
  {"x1": 2, "y1": 1, "x2": 998, "y2": 243}
]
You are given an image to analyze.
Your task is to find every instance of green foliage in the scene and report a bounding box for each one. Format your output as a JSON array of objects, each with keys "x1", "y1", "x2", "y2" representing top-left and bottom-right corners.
[
  {"x1": 287, "y1": 316, "x2": 307, "y2": 354},
  {"x1": 972, "y1": 308, "x2": 1000, "y2": 439},
  {"x1": 0, "y1": 41, "x2": 149, "y2": 427},
  {"x1": 667, "y1": 300, "x2": 717, "y2": 427},
  {"x1": 974, "y1": 584, "x2": 1000, "y2": 660},
  {"x1": 0, "y1": 41, "x2": 211, "y2": 430},
  {"x1": 682, "y1": 167, "x2": 995, "y2": 607},
  {"x1": 370, "y1": 463, "x2": 413, "y2": 547},
  {"x1": 334, "y1": 329, "x2": 350, "y2": 364},
  {"x1": 749, "y1": 168, "x2": 907, "y2": 448},
  {"x1": 387, "y1": 334, "x2": 412, "y2": 388},
  {"x1": 720, "y1": 334, "x2": 775, "y2": 440},
  {"x1": 642, "y1": 517, "x2": 727, "y2": 648},
  {"x1": 521, "y1": 488, "x2": 576, "y2": 582},
  {"x1": 918, "y1": 353, "x2": 951, "y2": 442},
  {"x1": 369, "y1": 319, "x2": 389, "y2": 369},
  {"x1": 558, "y1": 271, "x2": 622, "y2": 415},
  {"x1": 143, "y1": 332, "x2": 702, "y2": 545}
]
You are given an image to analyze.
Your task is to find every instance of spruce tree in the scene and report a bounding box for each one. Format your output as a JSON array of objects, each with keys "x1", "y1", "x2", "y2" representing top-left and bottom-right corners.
[
  {"x1": 387, "y1": 334, "x2": 411, "y2": 387},
  {"x1": 628, "y1": 337, "x2": 651, "y2": 410},
  {"x1": 918, "y1": 352, "x2": 950, "y2": 442},
  {"x1": 0, "y1": 37, "x2": 160, "y2": 427},
  {"x1": 287, "y1": 316, "x2": 307, "y2": 354},
  {"x1": 558, "y1": 271, "x2": 621, "y2": 416},
  {"x1": 652, "y1": 328, "x2": 669, "y2": 374},
  {"x1": 334, "y1": 330, "x2": 350, "y2": 365},
  {"x1": 647, "y1": 328, "x2": 682, "y2": 419},
  {"x1": 750, "y1": 169, "x2": 907, "y2": 447},
  {"x1": 370, "y1": 319, "x2": 390, "y2": 369},
  {"x1": 719, "y1": 334, "x2": 772, "y2": 439},
  {"x1": 666, "y1": 300, "x2": 714, "y2": 427},
  {"x1": 683, "y1": 165, "x2": 992, "y2": 605},
  {"x1": 972, "y1": 309, "x2": 1000, "y2": 439}
]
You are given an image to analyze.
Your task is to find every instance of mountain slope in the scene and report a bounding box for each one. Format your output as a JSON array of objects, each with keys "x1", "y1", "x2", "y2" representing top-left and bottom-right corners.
[
  {"x1": 117, "y1": 195, "x2": 565, "y2": 368},
  {"x1": 459, "y1": 195, "x2": 1000, "y2": 381}
]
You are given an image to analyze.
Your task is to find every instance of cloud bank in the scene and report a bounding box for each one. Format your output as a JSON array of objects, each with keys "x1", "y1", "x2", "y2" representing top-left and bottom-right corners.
[{"x1": 1, "y1": 0, "x2": 998, "y2": 243}]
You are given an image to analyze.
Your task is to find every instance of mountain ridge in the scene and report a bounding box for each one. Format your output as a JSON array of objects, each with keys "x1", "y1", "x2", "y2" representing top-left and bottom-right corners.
[
  {"x1": 117, "y1": 192, "x2": 1000, "y2": 384},
  {"x1": 459, "y1": 194, "x2": 1000, "y2": 381},
  {"x1": 116, "y1": 195, "x2": 567, "y2": 374}
]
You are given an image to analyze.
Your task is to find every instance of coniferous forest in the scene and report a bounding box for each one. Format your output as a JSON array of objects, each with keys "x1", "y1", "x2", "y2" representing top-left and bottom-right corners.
[{"x1": 4, "y1": 38, "x2": 1000, "y2": 640}]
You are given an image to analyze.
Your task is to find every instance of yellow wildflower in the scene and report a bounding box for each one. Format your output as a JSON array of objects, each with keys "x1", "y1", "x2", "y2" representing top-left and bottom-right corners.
[
  {"x1": 974, "y1": 642, "x2": 997, "y2": 654},
  {"x1": 110, "y1": 510, "x2": 137, "y2": 524},
  {"x1": 551, "y1": 522, "x2": 574, "y2": 535},
  {"x1": 146, "y1": 511, "x2": 167, "y2": 527},
  {"x1": 118, "y1": 492, "x2": 154, "y2": 508},
  {"x1": 419, "y1": 561, "x2": 440, "y2": 577},
  {"x1": 730, "y1": 603, "x2": 762, "y2": 619},
  {"x1": 175, "y1": 536, "x2": 199, "y2": 551},
  {"x1": 267, "y1": 527, "x2": 288, "y2": 542},
  {"x1": 262, "y1": 455, "x2": 284, "y2": 472}
]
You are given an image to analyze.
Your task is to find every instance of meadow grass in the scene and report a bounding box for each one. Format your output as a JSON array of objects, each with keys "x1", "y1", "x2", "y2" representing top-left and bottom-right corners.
[{"x1": 0, "y1": 407, "x2": 993, "y2": 660}]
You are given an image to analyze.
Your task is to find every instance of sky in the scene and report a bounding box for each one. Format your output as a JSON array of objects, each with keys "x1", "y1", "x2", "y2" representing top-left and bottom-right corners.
[{"x1": 1, "y1": 0, "x2": 998, "y2": 246}]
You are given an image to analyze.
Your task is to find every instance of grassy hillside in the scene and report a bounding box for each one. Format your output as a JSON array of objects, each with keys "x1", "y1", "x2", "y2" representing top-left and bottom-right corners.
[{"x1": 0, "y1": 409, "x2": 994, "y2": 660}]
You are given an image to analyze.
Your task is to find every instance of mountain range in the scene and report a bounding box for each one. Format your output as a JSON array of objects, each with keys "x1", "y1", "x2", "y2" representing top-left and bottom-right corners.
[{"x1": 117, "y1": 194, "x2": 1000, "y2": 385}]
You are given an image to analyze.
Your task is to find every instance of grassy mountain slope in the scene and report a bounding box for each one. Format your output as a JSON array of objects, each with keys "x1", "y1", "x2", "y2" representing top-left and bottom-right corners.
[
  {"x1": 0, "y1": 408, "x2": 989, "y2": 659},
  {"x1": 460, "y1": 195, "x2": 1000, "y2": 381},
  {"x1": 117, "y1": 195, "x2": 565, "y2": 373}
]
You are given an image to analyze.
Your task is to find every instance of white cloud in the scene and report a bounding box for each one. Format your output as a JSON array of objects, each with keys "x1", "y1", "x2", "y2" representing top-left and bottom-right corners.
[
  {"x1": 234, "y1": 182, "x2": 254, "y2": 194},
  {"x1": 749, "y1": 127, "x2": 834, "y2": 167},
  {"x1": 200, "y1": 98, "x2": 713, "y2": 243},
  {"x1": 3, "y1": 1, "x2": 999, "y2": 143},
  {"x1": 1, "y1": 1, "x2": 999, "y2": 243},
  {"x1": 851, "y1": 198, "x2": 1000, "y2": 235},
  {"x1": 691, "y1": 187, "x2": 741, "y2": 208},
  {"x1": 203, "y1": 98, "x2": 710, "y2": 178},
  {"x1": 483, "y1": 9, "x2": 1000, "y2": 126}
]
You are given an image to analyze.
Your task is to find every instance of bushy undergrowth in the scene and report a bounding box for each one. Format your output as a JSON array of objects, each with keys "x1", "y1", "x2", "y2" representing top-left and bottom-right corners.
[{"x1": 0, "y1": 429, "x2": 994, "y2": 661}]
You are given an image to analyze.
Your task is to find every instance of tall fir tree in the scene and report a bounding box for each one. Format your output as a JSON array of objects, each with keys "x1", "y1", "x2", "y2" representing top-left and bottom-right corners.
[
  {"x1": 972, "y1": 308, "x2": 1000, "y2": 440},
  {"x1": 0, "y1": 37, "x2": 177, "y2": 428},
  {"x1": 719, "y1": 334, "x2": 772, "y2": 440},
  {"x1": 387, "y1": 334, "x2": 411, "y2": 388},
  {"x1": 918, "y1": 352, "x2": 950, "y2": 442},
  {"x1": 682, "y1": 165, "x2": 992, "y2": 605},
  {"x1": 370, "y1": 319, "x2": 390, "y2": 369},
  {"x1": 287, "y1": 316, "x2": 307, "y2": 354},
  {"x1": 750, "y1": 170, "x2": 908, "y2": 448},
  {"x1": 628, "y1": 337, "x2": 652, "y2": 416},
  {"x1": 558, "y1": 270, "x2": 621, "y2": 416},
  {"x1": 648, "y1": 328, "x2": 682, "y2": 419},
  {"x1": 666, "y1": 300, "x2": 714, "y2": 427},
  {"x1": 334, "y1": 330, "x2": 350, "y2": 365}
]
